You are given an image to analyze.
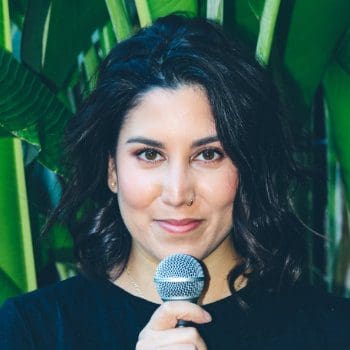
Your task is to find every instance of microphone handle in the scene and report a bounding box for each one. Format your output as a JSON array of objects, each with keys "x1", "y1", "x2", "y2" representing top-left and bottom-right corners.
[{"x1": 176, "y1": 319, "x2": 196, "y2": 327}]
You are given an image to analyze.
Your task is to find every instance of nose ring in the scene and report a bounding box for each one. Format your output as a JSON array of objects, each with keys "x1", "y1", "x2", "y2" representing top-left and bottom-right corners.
[{"x1": 186, "y1": 198, "x2": 194, "y2": 206}]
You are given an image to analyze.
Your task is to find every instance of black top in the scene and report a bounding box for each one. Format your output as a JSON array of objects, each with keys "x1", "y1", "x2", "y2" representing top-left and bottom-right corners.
[{"x1": 0, "y1": 275, "x2": 349, "y2": 349}]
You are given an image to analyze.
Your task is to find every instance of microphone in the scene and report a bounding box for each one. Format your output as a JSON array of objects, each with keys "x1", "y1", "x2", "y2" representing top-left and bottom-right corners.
[{"x1": 154, "y1": 253, "x2": 205, "y2": 327}]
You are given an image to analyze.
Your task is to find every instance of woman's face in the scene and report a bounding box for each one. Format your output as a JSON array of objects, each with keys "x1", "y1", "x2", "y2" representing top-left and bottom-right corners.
[{"x1": 108, "y1": 85, "x2": 239, "y2": 264}]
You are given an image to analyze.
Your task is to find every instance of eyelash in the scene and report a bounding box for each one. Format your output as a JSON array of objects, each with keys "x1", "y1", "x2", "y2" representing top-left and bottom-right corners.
[
  {"x1": 134, "y1": 147, "x2": 225, "y2": 164},
  {"x1": 135, "y1": 148, "x2": 164, "y2": 163},
  {"x1": 195, "y1": 147, "x2": 224, "y2": 162}
]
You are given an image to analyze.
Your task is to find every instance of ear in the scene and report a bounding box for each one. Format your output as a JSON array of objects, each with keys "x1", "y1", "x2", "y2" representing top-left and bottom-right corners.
[{"x1": 107, "y1": 156, "x2": 118, "y2": 193}]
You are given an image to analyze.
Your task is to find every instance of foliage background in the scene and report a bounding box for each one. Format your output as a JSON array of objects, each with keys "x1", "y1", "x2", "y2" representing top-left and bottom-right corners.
[{"x1": 1, "y1": 0, "x2": 350, "y2": 303}]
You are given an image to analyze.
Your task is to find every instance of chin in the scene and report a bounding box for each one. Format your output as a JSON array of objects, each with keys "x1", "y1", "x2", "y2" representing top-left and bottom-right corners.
[{"x1": 155, "y1": 247, "x2": 205, "y2": 262}]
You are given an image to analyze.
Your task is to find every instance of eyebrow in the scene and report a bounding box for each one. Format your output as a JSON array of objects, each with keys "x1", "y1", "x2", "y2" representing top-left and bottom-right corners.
[
  {"x1": 125, "y1": 135, "x2": 219, "y2": 148},
  {"x1": 192, "y1": 135, "x2": 219, "y2": 147}
]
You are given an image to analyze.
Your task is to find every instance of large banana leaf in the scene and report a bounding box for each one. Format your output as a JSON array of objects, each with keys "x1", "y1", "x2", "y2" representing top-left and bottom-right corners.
[
  {"x1": 0, "y1": 136, "x2": 36, "y2": 303},
  {"x1": 324, "y1": 62, "x2": 350, "y2": 205},
  {"x1": 22, "y1": 0, "x2": 110, "y2": 89},
  {"x1": 232, "y1": 0, "x2": 350, "y2": 108},
  {"x1": 228, "y1": 0, "x2": 262, "y2": 43},
  {"x1": 20, "y1": 0, "x2": 50, "y2": 73},
  {"x1": 0, "y1": 0, "x2": 36, "y2": 304},
  {"x1": 0, "y1": 48, "x2": 73, "y2": 172},
  {"x1": 280, "y1": 0, "x2": 350, "y2": 107},
  {"x1": 336, "y1": 27, "x2": 350, "y2": 77}
]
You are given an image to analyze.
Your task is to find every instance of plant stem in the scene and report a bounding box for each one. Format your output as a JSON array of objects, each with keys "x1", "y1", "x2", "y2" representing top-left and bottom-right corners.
[{"x1": 255, "y1": 0, "x2": 281, "y2": 66}]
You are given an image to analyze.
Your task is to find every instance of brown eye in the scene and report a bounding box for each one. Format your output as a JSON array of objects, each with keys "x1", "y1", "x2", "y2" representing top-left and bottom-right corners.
[
  {"x1": 137, "y1": 148, "x2": 162, "y2": 162},
  {"x1": 195, "y1": 148, "x2": 224, "y2": 162},
  {"x1": 145, "y1": 149, "x2": 158, "y2": 160},
  {"x1": 202, "y1": 149, "x2": 216, "y2": 160}
]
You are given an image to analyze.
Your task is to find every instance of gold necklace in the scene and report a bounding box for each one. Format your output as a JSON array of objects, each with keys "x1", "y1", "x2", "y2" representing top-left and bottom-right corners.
[{"x1": 126, "y1": 268, "x2": 144, "y2": 298}]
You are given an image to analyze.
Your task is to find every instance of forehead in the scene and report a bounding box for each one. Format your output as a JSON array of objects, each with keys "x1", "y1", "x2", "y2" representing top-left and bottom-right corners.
[{"x1": 119, "y1": 85, "x2": 217, "y2": 140}]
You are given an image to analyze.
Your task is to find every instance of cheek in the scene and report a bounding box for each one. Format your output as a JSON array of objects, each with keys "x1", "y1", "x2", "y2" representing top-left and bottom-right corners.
[
  {"x1": 116, "y1": 164, "x2": 160, "y2": 209},
  {"x1": 202, "y1": 167, "x2": 238, "y2": 208}
]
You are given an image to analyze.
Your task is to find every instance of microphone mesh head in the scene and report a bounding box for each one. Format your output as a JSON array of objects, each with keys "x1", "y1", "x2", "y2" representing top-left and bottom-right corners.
[{"x1": 154, "y1": 254, "x2": 205, "y2": 302}]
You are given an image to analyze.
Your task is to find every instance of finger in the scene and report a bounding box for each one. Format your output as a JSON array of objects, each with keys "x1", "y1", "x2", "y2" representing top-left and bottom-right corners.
[
  {"x1": 145, "y1": 301, "x2": 211, "y2": 331},
  {"x1": 137, "y1": 327, "x2": 207, "y2": 350}
]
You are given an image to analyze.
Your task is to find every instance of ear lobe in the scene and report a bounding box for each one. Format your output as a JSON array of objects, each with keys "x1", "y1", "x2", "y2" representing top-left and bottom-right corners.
[{"x1": 107, "y1": 156, "x2": 118, "y2": 193}]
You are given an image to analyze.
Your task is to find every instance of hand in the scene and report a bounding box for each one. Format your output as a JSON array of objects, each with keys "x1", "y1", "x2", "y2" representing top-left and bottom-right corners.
[{"x1": 136, "y1": 301, "x2": 211, "y2": 349}]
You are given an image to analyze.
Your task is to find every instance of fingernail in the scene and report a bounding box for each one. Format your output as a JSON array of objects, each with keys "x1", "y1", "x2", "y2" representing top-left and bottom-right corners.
[{"x1": 203, "y1": 311, "x2": 212, "y2": 322}]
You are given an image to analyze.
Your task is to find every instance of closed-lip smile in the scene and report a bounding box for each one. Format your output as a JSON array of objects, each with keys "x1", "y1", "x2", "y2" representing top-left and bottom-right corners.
[{"x1": 154, "y1": 218, "x2": 203, "y2": 234}]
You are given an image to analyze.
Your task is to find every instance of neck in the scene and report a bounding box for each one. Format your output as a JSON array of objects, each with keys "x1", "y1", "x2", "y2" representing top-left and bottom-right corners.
[
  {"x1": 200, "y1": 235, "x2": 241, "y2": 304},
  {"x1": 113, "y1": 235, "x2": 242, "y2": 305}
]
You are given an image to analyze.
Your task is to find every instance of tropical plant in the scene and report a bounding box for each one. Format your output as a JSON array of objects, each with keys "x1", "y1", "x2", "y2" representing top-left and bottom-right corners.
[{"x1": 1, "y1": 0, "x2": 349, "y2": 304}]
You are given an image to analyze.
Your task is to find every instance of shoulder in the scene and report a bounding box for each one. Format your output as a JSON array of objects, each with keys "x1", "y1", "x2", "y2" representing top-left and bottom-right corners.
[
  {"x1": 289, "y1": 284, "x2": 350, "y2": 319},
  {"x1": 0, "y1": 274, "x2": 143, "y2": 326},
  {"x1": 0, "y1": 275, "x2": 88, "y2": 325},
  {"x1": 0, "y1": 275, "x2": 102, "y2": 332},
  {"x1": 0, "y1": 276, "x2": 157, "y2": 348},
  {"x1": 0, "y1": 276, "x2": 88, "y2": 348},
  {"x1": 0, "y1": 275, "x2": 124, "y2": 348},
  {"x1": 242, "y1": 284, "x2": 350, "y2": 348},
  {"x1": 1, "y1": 274, "x2": 89, "y2": 312},
  {"x1": 281, "y1": 285, "x2": 350, "y2": 348}
]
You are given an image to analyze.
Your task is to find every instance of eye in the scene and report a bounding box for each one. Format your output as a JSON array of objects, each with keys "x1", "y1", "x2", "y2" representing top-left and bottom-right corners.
[
  {"x1": 195, "y1": 148, "x2": 224, "y2": 162},
  {"x1": 136, "y1": 148, "x2": 163, "y2": 162}
]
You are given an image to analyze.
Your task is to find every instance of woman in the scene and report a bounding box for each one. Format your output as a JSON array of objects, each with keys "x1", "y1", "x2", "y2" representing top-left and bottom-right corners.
[{"x1": 0, "y1": 14, "x2": 349, "y2": 350}]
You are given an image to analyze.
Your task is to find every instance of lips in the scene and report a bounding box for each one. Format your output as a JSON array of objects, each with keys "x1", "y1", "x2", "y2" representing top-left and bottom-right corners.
[{"x1": 155, "y1": 219, "x2": 203, "y2": 234}]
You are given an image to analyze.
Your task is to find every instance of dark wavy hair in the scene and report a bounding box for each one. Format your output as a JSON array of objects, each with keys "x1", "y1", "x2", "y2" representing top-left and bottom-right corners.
[{"x1": 48, "y1": 14, "x2": 307, "y2": 295}]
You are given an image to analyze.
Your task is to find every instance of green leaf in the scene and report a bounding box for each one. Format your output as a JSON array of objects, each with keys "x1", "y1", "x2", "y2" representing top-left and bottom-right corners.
[
  {"x1": 206, "y1": 0, "x2": 224, "y2": 23},
  {"x1": 0, "y1": 49, "x2": 73, "y2": 172},
  {"x1": 8, "y1": 0, "x2": 27, "y2": 30},
  {"x1": 0, "y1": 0, "x2": 11, "y2": 49},
  {"x1": 55, "y1": 262, "x2": 77, "y2": 281},
  {"x1": 105, "y1": 0, "x2": 133, "y2": 41},
  {"x1": 281, "y1": 0, "x2": 350, "y2": 106},
  {"x1": 325, "y1": 102, "x2": 350, "y2": 293},
  {"x1": 21, "y1": 0, "x2": 51, "y2": 73},
  {"x1": 230, "y1": 1, "x2": 350, "y2": 108},
  {"x1": 100, "y1": 20, "x2": 117, "y2": 57},
  {"x1": 0, "y1": 0, "x2": 36, "y2": 303},
  {"x1": 134, "y1": 0, "x2": 152, "y2": 27},
  {"x1": 9, "y1": 0, "x2": 28, "y2": 19},
  {"x1": 135, "y1": 0, "x2": 198, "y2": 27},
  {"x1": 255, "y1": 0, "x2": 281, "y2": 66},
  {"x1": 0, "y1": 136, "x2": 36, "y2": 297},
  {"x1": 324, "y1": 62, "x2": 350, "y2": 206},
  {"x1": 227, "y1": 0, "x2": 261, "y2": 44},
  {"x1": 83, "y1": 44, "x2": 100, "y2": 92},
  {"x1": 248, "y1": 0, "x2": 265, "y2": 20},
  {"x1": 0, "y1": 267, "x2": 22, "y2": 304},
  {"x1": 51, "y1": 223, "x2": 73, "y2": 253},
  {"x1": 22, "y1": 0, "x2": 110, "y2": 88},
  {"x1": 336, "y1": 26, "x2": 350, "y2": 75}
]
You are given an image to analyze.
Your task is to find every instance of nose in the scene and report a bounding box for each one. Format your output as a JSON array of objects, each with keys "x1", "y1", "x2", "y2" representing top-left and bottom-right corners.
[{"x1": 161, "y1": 161, "x2": 194, "y2": 207}]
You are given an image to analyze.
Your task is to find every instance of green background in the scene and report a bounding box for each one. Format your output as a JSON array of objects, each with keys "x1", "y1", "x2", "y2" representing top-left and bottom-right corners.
[{"x1": 1, "y1": 0, "x2": 350, "y2": 303}]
